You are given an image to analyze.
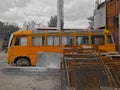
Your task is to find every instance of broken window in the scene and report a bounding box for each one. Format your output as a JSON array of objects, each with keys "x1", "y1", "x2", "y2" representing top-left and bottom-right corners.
[
  {"x1": 47, "y1": 36, "x2": 59, "y2": 45},
  {"x1": 32, "y1": 36, "x2": 44, "y2": 46},
  {"x1": 107, "y1": 35, "x2": 113, "y2": 44},
  {"x1": 91, "y1": 35, "x2": 104, "y2": 45},
  {"x1": 62, "y1": 36, "x2": 74, "y2": 46},
  {"x1": 14, "y1": 37, "x2": 27, "y2": 46},
  {"x1": 77, "y1": 36, "x2": 88, "y2": 45}
]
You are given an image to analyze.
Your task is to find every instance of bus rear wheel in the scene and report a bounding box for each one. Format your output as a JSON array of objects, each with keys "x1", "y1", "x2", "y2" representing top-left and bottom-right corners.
[{"x1": 16, "y1": 58, "x2": 30, "y2": 66}]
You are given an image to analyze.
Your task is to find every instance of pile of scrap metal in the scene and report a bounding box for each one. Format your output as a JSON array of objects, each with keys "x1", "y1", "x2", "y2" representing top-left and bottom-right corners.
[{"x1": 61, "y1": 45, "x2": 120, "y2": 90}]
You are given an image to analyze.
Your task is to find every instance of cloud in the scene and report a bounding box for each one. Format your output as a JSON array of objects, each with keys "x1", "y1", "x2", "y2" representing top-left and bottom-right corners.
[
  {"x1": 64, "y1": 0, "x2": 95, "y2": 28},
  {"x1": 65, "y1": 0, "x2": 95, "y2": 21},
  {"x1": 0, "y1": 0, "x2": 13, "y2": 13},
  {"x1": 12, "y1": 0, "x2": 29, "y2": 7},
  {"x1": 0, "y1": 0, "x2": 95, "y2": 29},
  {"x1": 64, "y1": 19, "x2": 89, "y2": 29},
  {"x1": 0, "y1": 0, "x2": 57, "y2": 24}
]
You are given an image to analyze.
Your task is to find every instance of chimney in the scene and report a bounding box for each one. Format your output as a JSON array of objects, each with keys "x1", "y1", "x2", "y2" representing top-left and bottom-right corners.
[{"x1": 57, "y1": 0, "x2": 64, "y2": 31}]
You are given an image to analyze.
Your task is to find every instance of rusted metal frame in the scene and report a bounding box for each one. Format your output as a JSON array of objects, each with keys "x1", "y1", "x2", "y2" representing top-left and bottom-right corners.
[
  {"x1": 66, "y1": 58, "x2": 77, "y2": 90},
  {"x1": 63, "y1": 54, "x2": 120, "y2": 68},
  {"x1": 85, "y1": 54, "x2": 116, "y2": 90},
  {"x1": 63, "y1": 47, "x2": 98, "y2": 55},
  {"x1": 102, "y1": 55, "x2": 119, "y2": 89},
  {"x1": 61, "y1": 56, "x2": 72, "y2": 90},
  {"x1": 63, "y1": 57, "x2": 100, "y2": 60},
  {"x1": 69, "y1": 70, "x2": 77, "y2": 90},
  {"x1": 67, "y1": 65, "x2": 120, "y2": 70},
  {"x1": 100, "y1": 56, "x2": 119, "y2": 90},
  {"x1": 60, "y1": 59, "x2": 66, "y2": 90},
  {"x1": 68, "y1": 62, "x2": 120, "y2": 67},
  {"x1": 109, "y1": 55, "x2": 120, "y2": 86},
  {"x1": 63, "y1": 56, "x2": 120, "y2": 89},
  {"x1": 63, "y1": 47, "x2": 78, "y2": 90},
  {"x1": 105, "y1": 56, "x2": 120, "y2": 90},
  {"x1": 62, "y1": 46, "x2": 101, "y2": 90},
  {"x1": 64, "y1": 58, "x2": 71, "y2": 90},
  {"x1": 63, "y1": 56, "x2": 119, "y2": 90},
  {"x1": 68, "y1": 47, "x2": 78, "y2": 90}
]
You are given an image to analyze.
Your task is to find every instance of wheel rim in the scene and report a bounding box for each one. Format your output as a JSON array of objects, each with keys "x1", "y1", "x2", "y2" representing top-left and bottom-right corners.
[{"x1": 16, "y1": 58, "x2": 29, "y2": 66}]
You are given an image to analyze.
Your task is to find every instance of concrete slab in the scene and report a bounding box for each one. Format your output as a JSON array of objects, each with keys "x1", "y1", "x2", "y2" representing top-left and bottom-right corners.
[{"x1": 37, "y1": 52, "x2": 62, "y2": 68}]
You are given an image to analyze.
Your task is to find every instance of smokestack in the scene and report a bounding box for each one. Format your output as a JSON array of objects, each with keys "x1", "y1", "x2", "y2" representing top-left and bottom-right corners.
[{"x1": 57, "y1": 0, "x2": 64, "y2": 31}]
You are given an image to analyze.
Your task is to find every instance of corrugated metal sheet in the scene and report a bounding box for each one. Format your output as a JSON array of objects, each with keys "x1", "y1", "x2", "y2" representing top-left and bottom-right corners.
[
  {"x1": 94, "y1": 6, "x2": 106, "y2": 29},
  {"x1": 96, "y1": 0, "x2": 120, "y2": 50}
]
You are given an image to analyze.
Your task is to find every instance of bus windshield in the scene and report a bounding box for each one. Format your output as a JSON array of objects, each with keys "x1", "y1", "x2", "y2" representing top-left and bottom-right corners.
[{"x1": 8, "y1": 34, "x2": 13, "y2": 48}]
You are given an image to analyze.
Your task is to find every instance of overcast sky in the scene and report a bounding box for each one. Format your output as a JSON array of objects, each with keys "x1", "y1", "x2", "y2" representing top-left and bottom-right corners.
[{"x1": 0, "y1": 0, "x2": 100, "y2": 29}]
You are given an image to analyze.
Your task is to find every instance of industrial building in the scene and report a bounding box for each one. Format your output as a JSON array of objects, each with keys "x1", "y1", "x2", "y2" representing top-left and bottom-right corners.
[{"x1": 94, "y1": 0, "x2": 120, "y2": 50}]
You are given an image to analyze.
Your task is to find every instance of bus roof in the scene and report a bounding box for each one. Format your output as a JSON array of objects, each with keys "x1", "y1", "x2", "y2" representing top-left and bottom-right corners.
[{"x1": 13, "y1": 29, "x2": 111, "y2": 35}]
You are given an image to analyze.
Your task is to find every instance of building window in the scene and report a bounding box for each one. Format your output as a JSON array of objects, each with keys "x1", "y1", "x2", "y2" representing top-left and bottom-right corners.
[{"x1": 32, "y1": 36, "x2": 44, "y2": 46}]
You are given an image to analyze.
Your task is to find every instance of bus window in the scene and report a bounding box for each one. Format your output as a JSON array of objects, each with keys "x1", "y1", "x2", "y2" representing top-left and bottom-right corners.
[
  {"x1": 76, "y1": 36, "x2": 88, "y2": 45},
  {"x1": 14, "y1": 37, "x2": 27, "y2": 46},
  {"x1": 62, "y1": 36, "x2": 74, "y2": 46},
  {"x1": 107, "y1": 35, "x2": 113, "y2": 44},
  {"x1": 91, "y1": 35, "x2": 104, "y2": 45},
  {"x1": 32, "y1": 36, "x2": 44, "y2": 46},
  {"x1": 47, "y1": 36, "x2": 59, "y2": 45}
]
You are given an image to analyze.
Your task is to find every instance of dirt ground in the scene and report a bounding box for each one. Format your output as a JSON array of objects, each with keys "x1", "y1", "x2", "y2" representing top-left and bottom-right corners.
[
  {"x1": 0, "y1": 71, "x2": 61, "y2": 90},
  {"x1": 0, "y1": 50, "x2": 61, "y2": 90},
  {"x1": 0, "y1": 50, "x2": 116, "y2": 90},
  {"x1": 0, "y1": 50, "x2": 11, "y2": 68}
]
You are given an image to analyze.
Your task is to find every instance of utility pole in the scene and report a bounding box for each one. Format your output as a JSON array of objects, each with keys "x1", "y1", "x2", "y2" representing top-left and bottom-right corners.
[{"x1": 57, "y1": 0, "x2": 64, "y2": 31}]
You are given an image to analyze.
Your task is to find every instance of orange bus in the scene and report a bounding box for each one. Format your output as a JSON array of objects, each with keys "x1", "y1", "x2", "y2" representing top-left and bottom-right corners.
[{"x1": 7, "y1": 29, "x2": 115, "y2": 66}]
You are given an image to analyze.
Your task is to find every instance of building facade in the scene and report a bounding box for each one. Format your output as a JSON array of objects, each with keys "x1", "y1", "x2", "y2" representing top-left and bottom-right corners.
[{"x1": 94, "y1": 0, "x2": 120, "y2": 50}]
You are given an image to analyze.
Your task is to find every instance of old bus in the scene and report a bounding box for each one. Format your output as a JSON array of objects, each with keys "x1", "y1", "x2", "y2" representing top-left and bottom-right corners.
[{"x1": 7, "y1": 29, "x2": 115, "y2": 66}]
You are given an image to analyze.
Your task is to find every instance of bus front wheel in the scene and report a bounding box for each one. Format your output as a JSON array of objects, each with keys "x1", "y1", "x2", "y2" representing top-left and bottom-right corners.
[{"x1": 16, "y1": 58, "x2": 30, "y2": 66}]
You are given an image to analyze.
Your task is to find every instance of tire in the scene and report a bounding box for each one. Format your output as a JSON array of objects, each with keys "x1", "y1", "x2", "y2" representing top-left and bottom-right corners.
[{"x1": 16, "y1": 58, "x2": 30, "y2": 66}]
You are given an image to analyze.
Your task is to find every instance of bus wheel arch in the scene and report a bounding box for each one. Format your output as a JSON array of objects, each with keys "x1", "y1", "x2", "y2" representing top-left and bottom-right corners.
[{"x1": 14, "y1": 57, "x2": 31, "y2": 66}]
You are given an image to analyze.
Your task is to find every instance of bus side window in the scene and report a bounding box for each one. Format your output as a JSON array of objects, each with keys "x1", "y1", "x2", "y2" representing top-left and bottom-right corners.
[
  {"x1": 62, "y1": 36, "x2": 74, "y2": 46},
  {"x1": 91, "y1": 35, "x2": 104, "y2": 45},
  {"x1": 32, "y1": 36, "x2": 44, "y2": 46},
  {"x1": 47, "y1": 36, "x2": 59, "y2": 45},
  {"x1": 107, "y1": 35, "x2": 113, "y2": 44},
  {"x1": 14, "y1": 37, "x2": 27, "y2": 46},
  {"x1": 77, "y1": 36, "x2": 88, "y2": 45}
]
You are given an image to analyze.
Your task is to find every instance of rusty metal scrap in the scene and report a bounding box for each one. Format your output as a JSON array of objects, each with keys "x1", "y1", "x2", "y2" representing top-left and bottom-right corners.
[{"x1": 61, "y1": 46, "x2": 120, "y2": 90}]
